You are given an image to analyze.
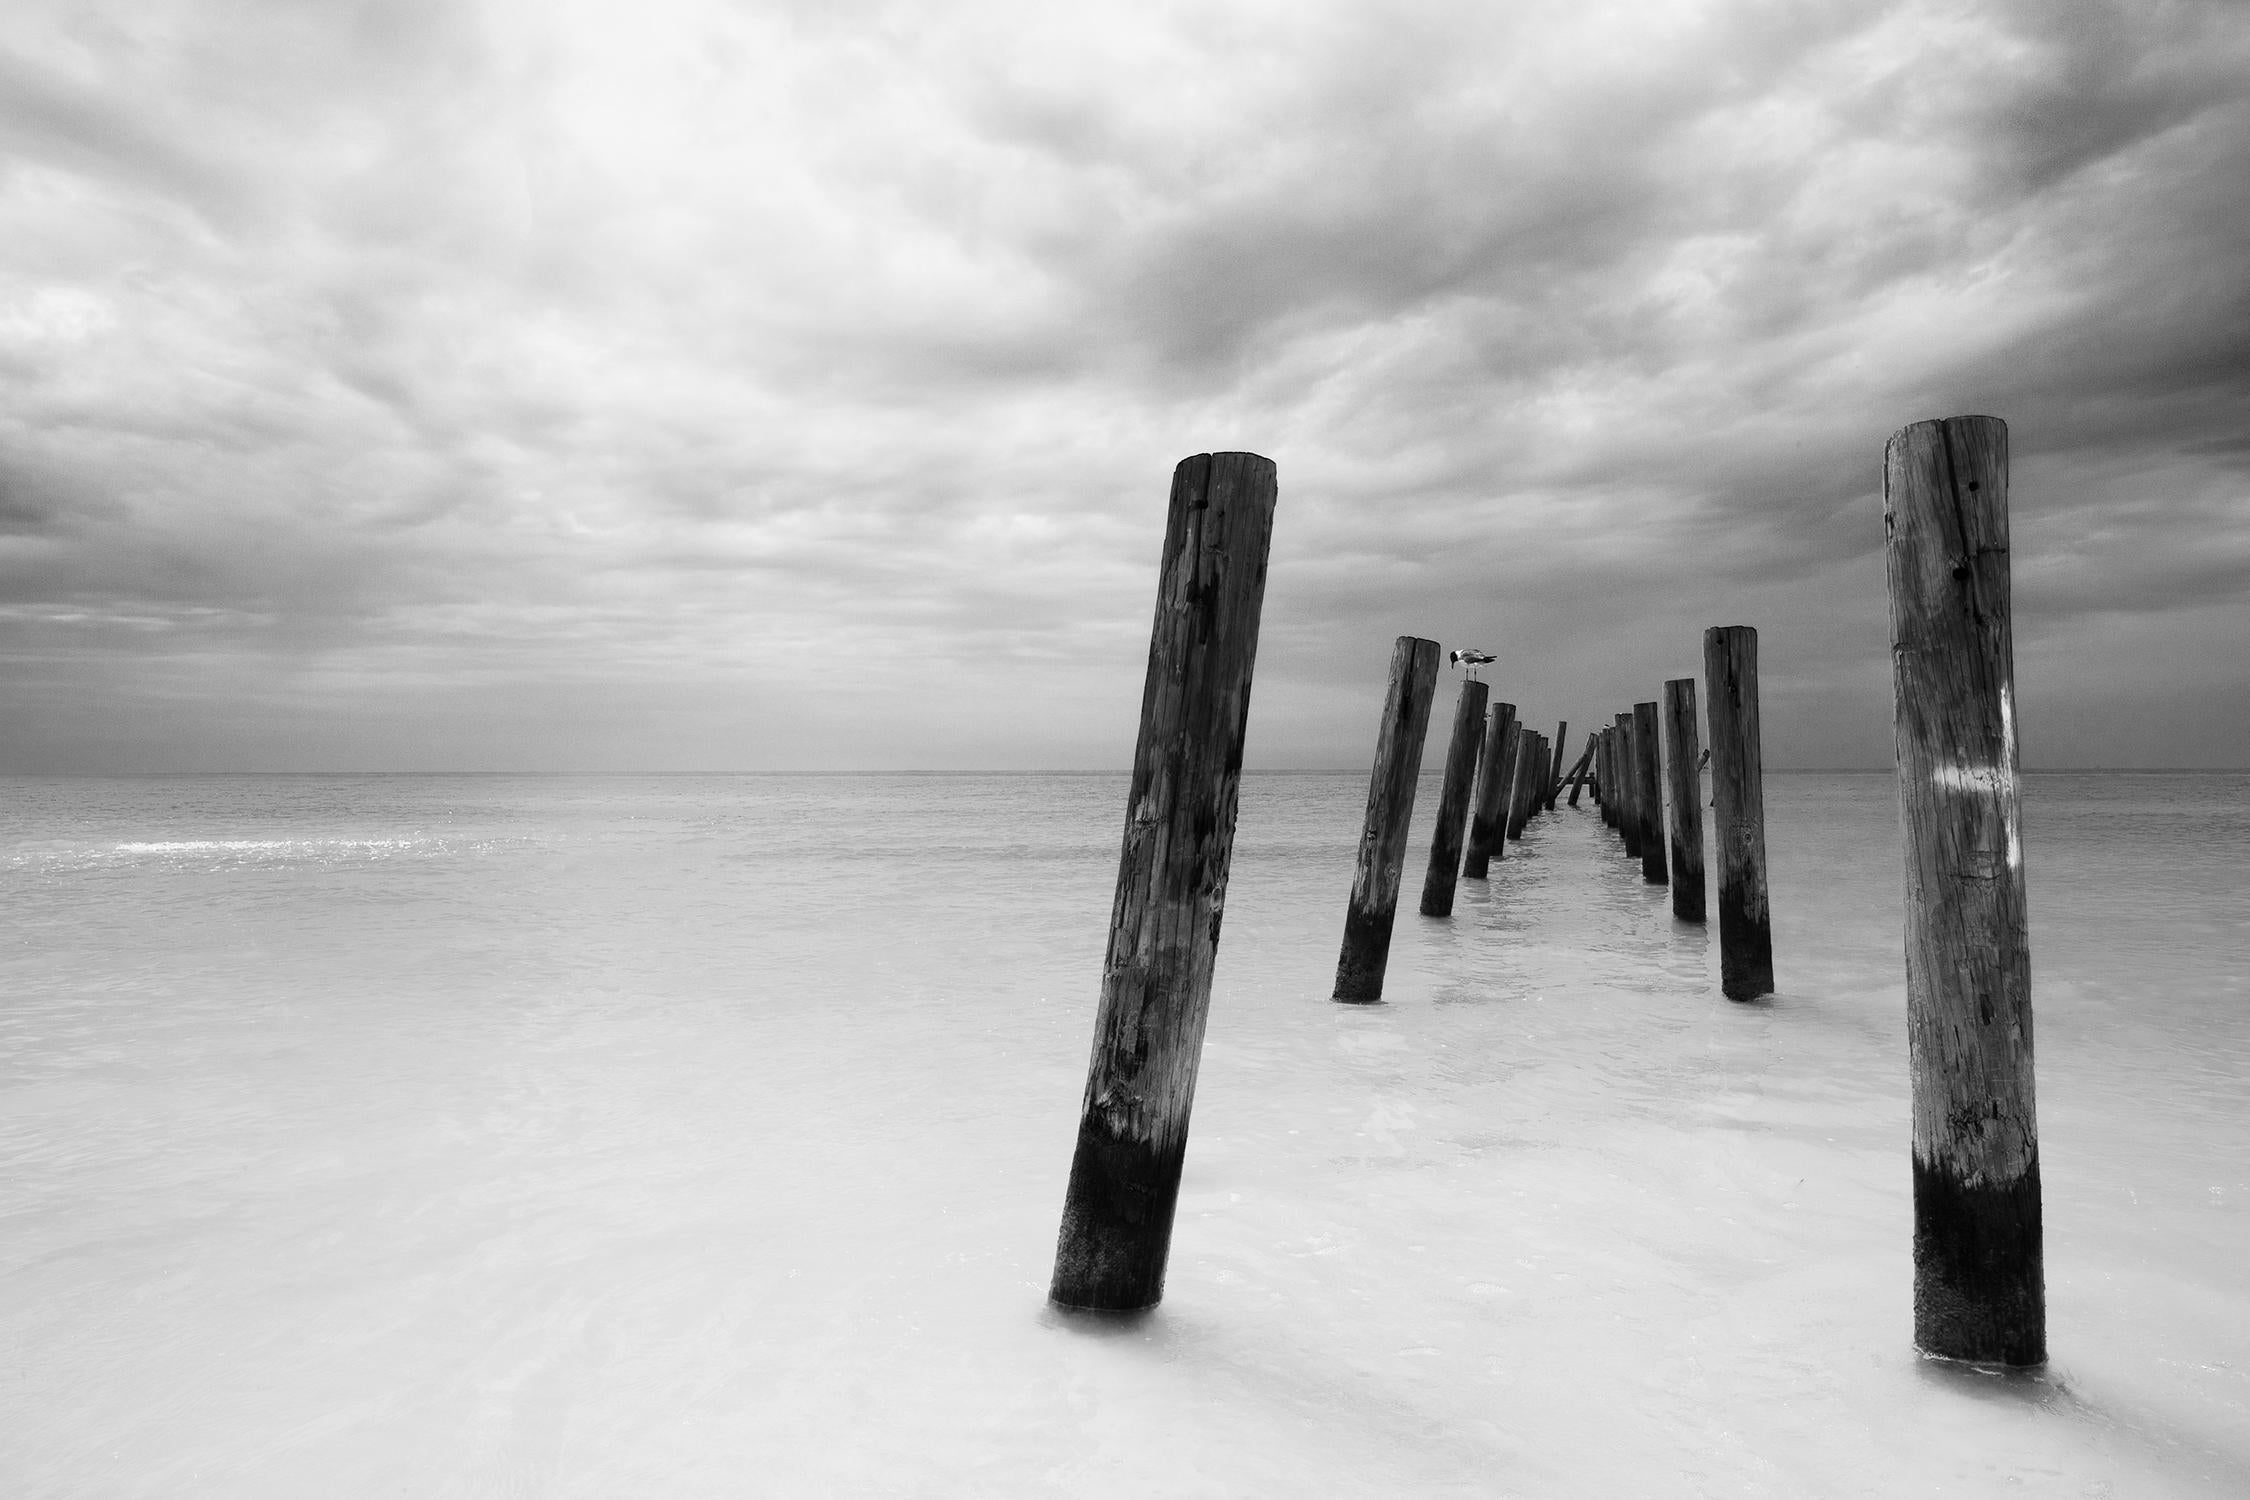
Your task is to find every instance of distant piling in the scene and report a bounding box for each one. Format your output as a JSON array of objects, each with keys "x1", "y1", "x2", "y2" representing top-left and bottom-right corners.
[
  {"x1": 1563, "y1": 734, "x2": 1597, "y2": 807},
  {"x1": 1703, "y1": 626, "x2": 1775, "y2": 1000},
  {"x1": 1885, "y1": 415, "x2": 2044, "y2": 1366},
  {"x1": 1633, "y1": 701, "x2": 1668, "y2": 885},
  {"x1": 1419, "y1": 678, "x2": 1490, "y2": 916},
  {"x1": 1545, "y1": 722, "x2": 1569, "y2": 810},
  {"x1": 1463, "y1": 703, "x2": 1519, "y2": 878},
  {"x1": 1050, "y1": 453, "x2": 1277, "y2": 1312},
  {"x1": 1598, "y1": 729, "x2": 1618, "y2": 825},
  {"x1": 1616, "y1": 713, "x2": 1643, "y2": 858},
  {"x1": 1332, "y1": 636, "x2": 1442, "y2": 1003},
  {"x1": 1506, "y1": 730, "x2": 1540, "y2": 840},
  {"x1": 1662, "y1": 679, "x2": 1706, "y2": 922}
]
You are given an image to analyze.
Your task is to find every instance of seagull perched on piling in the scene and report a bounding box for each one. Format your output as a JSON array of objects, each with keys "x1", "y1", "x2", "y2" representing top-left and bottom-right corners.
[{"x1": 1449, "y1": 648, "x2": 1496, "y2": 679}]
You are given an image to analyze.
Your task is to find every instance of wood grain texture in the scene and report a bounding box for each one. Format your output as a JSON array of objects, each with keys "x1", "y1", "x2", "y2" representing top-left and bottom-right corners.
[
  {"x1": 1663, "y1": 679, "x2": 1706, "y2": 922},
  {"x1": 1885, "y1": 414, "x2": 2044, "y2": 1365},
  {"x1": 1633, "y1": 702, "x2": 1668, "y2": 885},
  {"x1": 1462, "y1": 702, "x2": 1518, "y2": 878},
  {"x1": 1331, "y1": 636, "x2": 1442, "y2": 1002},
  {"x1": 1051, "y1": 452, "x2": 1278, "y2": 1312},
  {"x1": 1418, "y1": 678, "x2": 1489, "y2": 916},
  {"x1": 1703, "y1": 627, "x2": 1774, "y2": 1000}
]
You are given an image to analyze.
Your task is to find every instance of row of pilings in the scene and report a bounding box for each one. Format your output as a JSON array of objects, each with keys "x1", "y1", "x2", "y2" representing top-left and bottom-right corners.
[{"x1": 1046, "y1": 418, "x2": 2043, "y2": 1373}]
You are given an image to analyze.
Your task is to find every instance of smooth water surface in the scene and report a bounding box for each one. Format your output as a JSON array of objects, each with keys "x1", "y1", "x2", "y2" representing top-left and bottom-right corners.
[{"x1": 3, "y1": 772, "x2": 2246, "y2": 1496}]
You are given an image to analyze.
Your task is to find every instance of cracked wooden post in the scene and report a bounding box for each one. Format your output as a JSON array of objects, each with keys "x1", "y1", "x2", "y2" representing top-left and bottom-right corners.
[
  {"x1": 1885, "y1": 414, "x2": 2044, "y2": 1366},
  {"x1": 1663, "y1": 678, "x2": 1706, "y2": 922},
  {"x1": 1616, "y1": 712, "x2": 1643, "y2": 859},
  {"x1": 1463, "y1": 702, "x2": 1518, "y2": 878},
  {"x1": 1331, "y1": 636, "x2": 1442, "y2": 1003},
  {"x1": 1418, "y1": 677, "x2": 1488, "y2": 916},
  {"x1": 1704, "y1": 626, "x2": 1775, "y2": 1000},
  {"x1": 1633, "y1": 701, "x2": 1668, "y2": 884},
  {"x1": 1050, "y1": 452, "x2": 1278, "y2": 1312}
]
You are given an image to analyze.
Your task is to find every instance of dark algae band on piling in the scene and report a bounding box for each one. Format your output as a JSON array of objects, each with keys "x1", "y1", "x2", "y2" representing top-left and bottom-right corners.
[
  {"x1": 1332, "y1": 636, "x2": 1441, "y2": 1002},
  {"x1": 1050, "y1": 453, "x2": 1278, "y2": 1313},
  {"x1": 1885, "y1": 415, "x2": 2044, "y2": 1366}
]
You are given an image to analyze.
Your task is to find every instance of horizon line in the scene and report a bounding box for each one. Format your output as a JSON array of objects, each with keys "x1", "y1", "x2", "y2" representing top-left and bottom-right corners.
[{"x1": 3, "y1": 766, "x2": 2242, "y2": 778}]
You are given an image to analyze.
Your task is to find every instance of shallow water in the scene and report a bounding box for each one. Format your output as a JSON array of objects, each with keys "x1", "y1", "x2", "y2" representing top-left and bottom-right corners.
[{"x1": 2, "y1": 771, "x2": 2245, "y2": 1496}]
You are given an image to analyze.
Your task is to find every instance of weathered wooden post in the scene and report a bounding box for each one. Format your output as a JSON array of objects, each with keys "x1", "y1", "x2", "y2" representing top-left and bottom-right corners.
[
  {"x1": 1885, "y1": 415, "x2": 2044, "y2": 1365},
  {"x1": 1420, "y1": 678, "x2": 1489, "y2": 916},
  {"x1": 1331, "y1": 636, "x2": 1442, "y2": 1003},
  {"x1": 1616, "y1": 713, "x2": 1642, "y2": 857},
  {"x1": 1506, "y1": 730, "x2": 1540, "y2": 840},
  {"x1": 1050, "y1": 452, "x2": 1278, "y2": 1312},
  {"x1": 1563, "y1": 735, "x2": 1597, "y2": 807},
  {"x1": 1704, "y1": 626, "x2": 1775, "y2": 1000},
  {"x1": 1633, "y1": 701, "x2": 1668, "y2": 884},
  {"x1": 1598, "y1": 728, "x2": 1617, "y2": 825},
  {"x1": 1544, "y1": 721, "x2": 1569, "y2": 809},
  {"x1": 1662, "y1": 679, "x2": 1706, "y2": 922},
  {"x1": 1462, "y1": 703, "x2": 1518, "y2": 878}
]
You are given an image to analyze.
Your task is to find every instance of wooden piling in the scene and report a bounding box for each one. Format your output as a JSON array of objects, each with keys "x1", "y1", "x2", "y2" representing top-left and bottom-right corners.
[
  {"x1": 1419, "y1": 679, "x2": 1490, "y2": 916},
  {"x1": 1633, "y1": 701, "x2": 1668, "y2": 885},
  {"x1": 1544, "y1": 721, "x2": 1569, "y2": 810},
  {"x1": 1885, "y1": 414, "x2": 2043, "y2": 1366},
  {"x1": 1703, "y1": 626, "x2": 1775, "y2": 1001},
  {"x1": 1463, "y1": 703, "x2": 1518, "y2": 878},
  {"x1": 1331, "y1": 636, "x2": 1443, "y2": 1003},
  {"x1": 1563, "y1": 735, "x2": 1597, "y2": 807},
  {"x1": 1616, "y1": 713, "x2": 1642, "y2": 857},
  {"x1": 1598, "y1": 729, "x2": 1617, "y2": 824},
  {"x1": 1050, "y1": 452, "x2": 1278, "y2": 1312},
  {"x1": 1662, "y1": 679, "x2": 1706, "y2": 922},
  {"x1": 1506, "y1": 730, "x2": 1540, "y2": 840}
]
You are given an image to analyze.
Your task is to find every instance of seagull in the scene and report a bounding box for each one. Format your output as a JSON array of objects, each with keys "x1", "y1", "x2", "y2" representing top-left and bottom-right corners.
[{"x1": 1449, "y1": 648, "x2": 1496, "y2": 679}]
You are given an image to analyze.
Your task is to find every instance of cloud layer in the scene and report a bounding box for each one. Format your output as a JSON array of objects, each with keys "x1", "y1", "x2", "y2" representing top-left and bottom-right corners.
[{"x1": 4, "y1": 0, "x2": 2247, "y2": 770}]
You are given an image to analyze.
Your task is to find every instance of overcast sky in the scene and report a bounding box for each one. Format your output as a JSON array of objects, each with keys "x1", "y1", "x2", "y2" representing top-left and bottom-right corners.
[{"x1": 4, "y1": 0, "x2": 2246, "y2": 772}]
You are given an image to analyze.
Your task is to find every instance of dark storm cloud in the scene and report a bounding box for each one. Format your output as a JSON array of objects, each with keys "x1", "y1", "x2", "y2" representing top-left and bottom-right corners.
[{"x1": 1, "y1": 0, "x2": 2246, "y2": 769}]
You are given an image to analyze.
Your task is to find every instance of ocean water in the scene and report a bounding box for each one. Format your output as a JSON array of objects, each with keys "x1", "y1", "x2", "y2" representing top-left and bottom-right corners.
[{"x1": 2, "y1": 770, "x2": 2245, "y2": 1497}]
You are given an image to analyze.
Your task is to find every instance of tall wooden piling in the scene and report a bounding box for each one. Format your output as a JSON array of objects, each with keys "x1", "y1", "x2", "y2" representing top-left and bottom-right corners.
[
  {"x1": 1050, "y1": 452, "x2": 1278, "y2": 1312},
  {"x1": 1633, "y1": 701, "x2": 1668, "y2": 884},
  {"x1": 1506, "y1": 730, "x2": 1540, "y2": 840},
  {"x1": 1332, "y1": 637, "x2": 1443, "y2": 1003},
  {"x1": 1662, "y1": 679, "x2": 1706, "y2": 922},
  {"x1": 1703, "y1": 626, "x2": 1775, "y2": 1000},
  {"x1": 1420, "y1": 679, "x2": 1490, "y2": 916},
  {"x1": 1544, "y1": 722, "x2": 1569, "y2": 809},
  {"x1": 1616, "y1": 713, "x2": 1642, "y2": 857},
  {"x1": 1463, "y1": 703, "x2": 1518, "y2": 878},
  {"x1": 1885, "y1": 415, "x2": 2043, "y2": 1366}
]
